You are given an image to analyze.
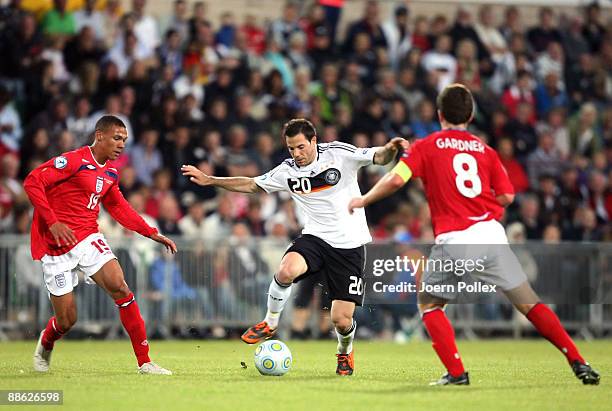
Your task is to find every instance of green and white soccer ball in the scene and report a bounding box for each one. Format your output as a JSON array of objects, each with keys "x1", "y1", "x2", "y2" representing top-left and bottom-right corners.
[{"x1": 254, "y1": 340, "x2": 292, "y2": 376}]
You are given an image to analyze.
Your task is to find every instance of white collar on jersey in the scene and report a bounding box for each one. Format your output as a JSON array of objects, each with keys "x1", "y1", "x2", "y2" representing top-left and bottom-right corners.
[{"x1": 88, "y1": 146, "x2": 107, "y2": 168}]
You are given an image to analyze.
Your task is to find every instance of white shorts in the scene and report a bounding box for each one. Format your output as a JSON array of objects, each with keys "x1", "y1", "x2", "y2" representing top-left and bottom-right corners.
[
  {"x1": 41, "y1": 233, "x2": 117, "y2": 296},
  {"x1": 423, "y1": 220, "x2": 528, "y2": 299},
  {"x1": 435, "y1": 219, "x2": 509, "y2": 245}
]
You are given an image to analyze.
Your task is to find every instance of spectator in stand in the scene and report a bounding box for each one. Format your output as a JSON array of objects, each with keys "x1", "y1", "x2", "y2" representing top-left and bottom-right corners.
[
  {"x1": 311, "y1": 63, "x2": 351, "y2": 124},
  {"x1": 178, "y1": 201, "x2": 207, "y2": 238},
  {"x1": 411, "y1": 15, "x2": 430, "y2": 52},
  {"x1": 526, "y1": 7, "x2": 562, "y2": 53},
  {"x1": 156, "y1": 193, "x2": 182, "y2": 235},
  {"x1": 225, "y1": 125, "x2": 258, "y2": 177},
  {"x1": 561, "y1": 15, "x2": 590, "y2": 65},
  {"x1": 131, "y1": 128, "x2": 163, "y2": 186},
  {"x1": 513, "y1": 194, "x2": 544, "y2": 239},
  {"x1": 582, "y1": 2, "x2": 607, "y2": 53},
  {"x1": 536, "y1": 174, "x2": 563, "y2": 226},
  {"x1": 448, "y1": 7, "x2": 490, "y2": 62},
  {"x1": 566, "y1": 53, "x2": 607, "y2": 107},
  {"x1": 74, "y1": 0, "x2": 105, "y2": 41},
  {"x1": 504, "y1": 102, "x2": 538, "y2": 159},
  {"x1": 536, "y1": 108, "x2": 571, "y2": 160},
  {"x1": 268, "y1": 1, "x2": 301, "y2": 53},
  {"x1": 382, "y1": 5, "x2": 411, "y2": 72},
  {"x1": 534, "y1": 72, "x2": 568, "y2": 118},
  {"x1": 455, "y1": 39, "x2": 482, "y2": 94},
  {"x1": 343, "y1": 0, "x2": 387, "y2": 55},
  {"x1": 159, "y1": 0, "x2": 189, "y2": 45},
  {"x1": 411, "y1": 99, "x2": 440, "y2": 139},
  {"x1": 41, "y1": 0, "x2": 76, "y2": 37},
  {"x1": 240, "y1": 14, "x2": 266, "y2": 56},
  {"x1": 535, "y1": 41, "x2": 564, "y2": 82},
  {"x1": 420, "y1": 34, "x2": 456, "y2": 92},
  {"x1": 131, "y1": 0, "x2": 160, "y2": 57},
  {"x1": 499, "y1": 6, "x2": 523, "y2": 42},
  {"x1": 498, "y1": 137, "x2": 530, "y2": 194},
  {"x1": 0, "y1": 86, "x2": 22, "y2": 154},
  {"x1": 586, "y1": 170, "x2": 611, "y2": 225},
  {"x1": 501, "y1": 70, "x2": 536, "y2": 122},
  {"x1": 215, "y1": 12, "x2": 236, "y2": 50},
  {"x1": 569, "y1": 102, "x2": 601, "y2": 157}
]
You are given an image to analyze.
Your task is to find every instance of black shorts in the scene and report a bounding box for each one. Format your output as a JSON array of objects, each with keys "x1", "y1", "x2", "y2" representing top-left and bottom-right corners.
[{"x1": 285, "y1": 234, "x2": 366, "y2": 306}]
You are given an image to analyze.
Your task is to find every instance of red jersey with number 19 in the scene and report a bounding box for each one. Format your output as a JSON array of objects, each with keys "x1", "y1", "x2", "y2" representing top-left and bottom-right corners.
[
  {"x1": 24, "y1": 146, "x2": 157, "y2": 260},
  {"x1": 400, "y1": 129, "x2": 514, "y2": 237}
]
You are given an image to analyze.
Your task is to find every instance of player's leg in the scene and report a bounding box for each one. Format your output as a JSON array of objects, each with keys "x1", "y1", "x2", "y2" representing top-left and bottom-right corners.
[
  {"x1": 324, "y1": 243, "x2": 366, "y2": 376},
  {"x1": 241, "y1": 251, "x2": 308, "y2": 344},
  {"x1": 317, "y1": 283, "x2": 332, "y2": 339},
  {"x1": 331, "y1": 299, "x2": 356, "y2": 375},
  {"x1": 89, "y1": 259, "x2": 171, "y2": 375},
  {"x1": 418, "y1": 294, "x2": 470, "y2": 385},
  {"x1": 417, "y1": 241, "x2": 469, "y2": 385},
  {"x1": 34, "y1": 292, "x2": 78, "y2": 372},
  {"x1": 290, "y1": 274, "x2": 317, "y2": 339},
  {"x1": 35, "y1": 254, "x2": 80, "y2": 372},
  {"x1": 504, "y1": 282, "x2": 600, "y2": 385}
]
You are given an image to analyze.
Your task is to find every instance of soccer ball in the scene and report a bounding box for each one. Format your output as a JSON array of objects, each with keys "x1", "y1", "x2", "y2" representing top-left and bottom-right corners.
[{"x1": 254, "y1": 340, "x2": 292, "y2": 376}]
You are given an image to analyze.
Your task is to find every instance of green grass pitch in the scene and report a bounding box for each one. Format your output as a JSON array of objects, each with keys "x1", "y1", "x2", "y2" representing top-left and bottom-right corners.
[{"x1": 1, "y1": 339, "x2": 610, "y2": 411}]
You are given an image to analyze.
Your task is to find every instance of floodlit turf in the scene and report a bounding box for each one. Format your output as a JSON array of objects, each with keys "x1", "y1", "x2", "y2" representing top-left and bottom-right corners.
[{"x1": 0, "y1": 339, "x2": 609, "y2": 411}]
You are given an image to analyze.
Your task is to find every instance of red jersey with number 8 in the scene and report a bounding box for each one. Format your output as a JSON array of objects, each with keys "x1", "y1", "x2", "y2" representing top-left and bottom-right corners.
[
  {"x1": 24, "y1": 146, "x2": 157, "y2": 260},
  {"x1": 400, "y1": 129, "x2": 514, "y2": 237}
]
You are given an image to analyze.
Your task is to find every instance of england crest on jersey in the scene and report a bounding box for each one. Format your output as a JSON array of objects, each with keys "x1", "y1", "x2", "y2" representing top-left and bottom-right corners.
[{"x1": 95, "y1": 176, "x2": 104, "y2": 193}]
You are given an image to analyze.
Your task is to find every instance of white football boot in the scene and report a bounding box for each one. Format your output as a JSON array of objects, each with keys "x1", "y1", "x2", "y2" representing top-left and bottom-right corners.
[
  {"x1": 138, "y1": 362, "x2": 173, "y2": 375},
  {"x1": 33, "y1": 331, "x2": 53, "y2": 372}
]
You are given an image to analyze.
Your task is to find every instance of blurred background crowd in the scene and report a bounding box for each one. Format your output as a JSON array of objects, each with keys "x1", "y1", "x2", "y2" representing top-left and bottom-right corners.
[
  {"x1": 0, "y1": 0, "x2": 610, "y2": 242},
  {"x1": 0, "y1": 0, "x2": 610, "y2": 338}
]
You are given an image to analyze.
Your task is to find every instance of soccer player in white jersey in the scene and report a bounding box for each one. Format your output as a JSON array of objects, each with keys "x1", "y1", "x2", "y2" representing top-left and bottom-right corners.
[{"x1": 182, "y1": 118, "x2": 408, "y2": 375}]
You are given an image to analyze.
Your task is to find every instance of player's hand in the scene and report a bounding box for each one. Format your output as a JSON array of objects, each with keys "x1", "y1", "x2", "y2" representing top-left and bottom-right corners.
[
  {"x1": 181, "y1": 165, "x2": 213, "y2": 186},
  {"x1": 49, "y1": 222, "x2": 78, "y2": 247},
  {"x1": 388, "y1": 137, "x2": 410, "y2": 152},
  {"x1": 150, "y1": 233, "x2": 178, "y2": 254},
  {"x1": 348, "y1": 197, "x2": 366, "y2": 215}
]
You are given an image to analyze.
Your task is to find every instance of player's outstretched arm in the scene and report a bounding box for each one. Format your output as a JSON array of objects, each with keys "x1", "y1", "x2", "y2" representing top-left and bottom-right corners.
[
  {"x1": 181, "y1": 165, "x2": 262, "y2": 194},
  {"x1": 373, "y1": 137, "x2": 410, "y2": 165},
  {"x1": 348, "y1": 162, "x2": 411, "y2": 214}
]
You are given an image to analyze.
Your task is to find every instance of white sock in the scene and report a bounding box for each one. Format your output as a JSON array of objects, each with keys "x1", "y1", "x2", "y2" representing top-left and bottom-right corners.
[
  {"x1": 263, "y1": 276, "x2": 292, "y2": 329},
  {"x1": 336, "y1": 320, "x2": 356, "y2": 354}
]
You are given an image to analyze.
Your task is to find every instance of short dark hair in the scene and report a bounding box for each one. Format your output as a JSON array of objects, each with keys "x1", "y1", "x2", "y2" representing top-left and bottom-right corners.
[
  {"x1": 95, "y1": 115, "x2": 126, "y2": 132},
  {"x1": 282, "y1": 118, "x2": 317, "y2": 141},
  {"x1": 436, "y1": 84, "x2": 474, "y2": 125}
]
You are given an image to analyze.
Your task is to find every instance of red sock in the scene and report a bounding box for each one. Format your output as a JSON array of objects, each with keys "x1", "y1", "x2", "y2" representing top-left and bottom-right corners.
[
  {"x1": 526, "y1": 303, "x2": 584, "y2": 364},
  {"x1": 41, "y1": 316, "x2": 64, "y2": 351},
  {"x1": 422, "y1": 309, "x2": 465, "y2": 377},
  {"x1": 115, "y1": 293, "x2": 150, "y2": 367}
]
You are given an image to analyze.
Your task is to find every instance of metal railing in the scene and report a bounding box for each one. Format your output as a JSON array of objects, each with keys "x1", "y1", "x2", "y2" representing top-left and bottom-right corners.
[{"x1": 0, "y1": 235, "x2": 611, "y2": 340}]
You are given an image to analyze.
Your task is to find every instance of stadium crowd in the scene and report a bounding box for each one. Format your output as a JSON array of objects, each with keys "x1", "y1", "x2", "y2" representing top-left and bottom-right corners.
[{"x1": 0, "y1": 0, "x2": 610, "y2": 245}]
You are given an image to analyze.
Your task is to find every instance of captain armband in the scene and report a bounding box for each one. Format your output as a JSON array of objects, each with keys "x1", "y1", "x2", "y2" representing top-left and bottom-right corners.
[{"x1": 392, "y1": 161, "x2": 413, "y2": 183}]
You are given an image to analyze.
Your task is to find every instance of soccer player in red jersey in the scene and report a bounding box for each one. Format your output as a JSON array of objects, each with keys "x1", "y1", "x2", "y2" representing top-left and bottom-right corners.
[
  {"x1": 349, "y1": 84, "x2": 600, "y2": 386},
  {"x1": 24, "y1": 115, "x2": 177, "y2": 375}
]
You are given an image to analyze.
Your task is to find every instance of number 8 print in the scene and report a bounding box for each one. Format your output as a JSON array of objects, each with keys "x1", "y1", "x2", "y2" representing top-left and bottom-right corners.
[{"x1": 453, "y1": 153, "x2": 482, "y2": 198}]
